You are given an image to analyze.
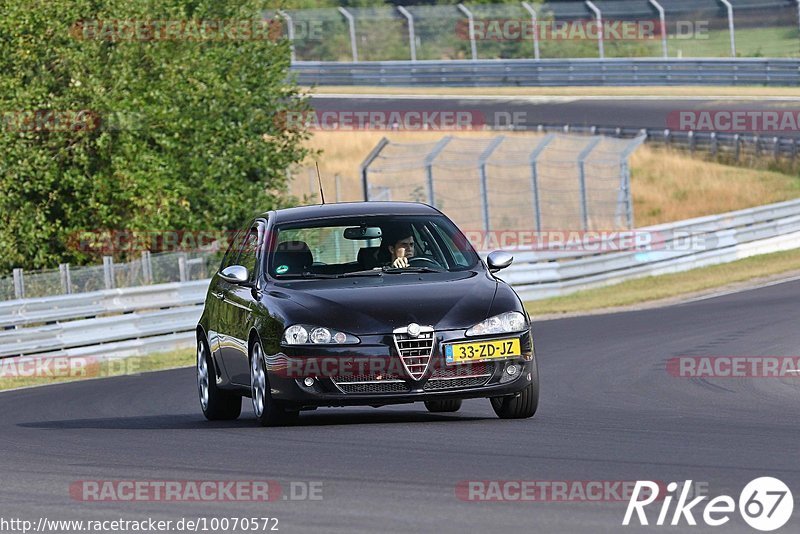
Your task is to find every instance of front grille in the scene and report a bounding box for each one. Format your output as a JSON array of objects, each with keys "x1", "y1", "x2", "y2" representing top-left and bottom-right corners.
[
  {"x1": 431, "y1": 362, "x2": 494, "y2": 379},
  {"x1": 336, "y1": 381, "x2": 411, "y2": 394},
  {"x1": 393, "y1": 326, "x2": 435, "y2": 380},
  {"x1": 333, "y1": 373, "x2": 403, "y2": 383},
  {"x1": 424, "y1": 375, "x2": 491, "y2": 390}
]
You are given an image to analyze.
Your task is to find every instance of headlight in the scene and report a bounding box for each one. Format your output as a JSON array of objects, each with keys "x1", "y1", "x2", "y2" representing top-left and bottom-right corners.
[
  {"x1": 282, "y1": 324, "x2": 359, "y2": 345},
  {"x1": 465, "y1": 311, "x2": 527, "y2": 336}
]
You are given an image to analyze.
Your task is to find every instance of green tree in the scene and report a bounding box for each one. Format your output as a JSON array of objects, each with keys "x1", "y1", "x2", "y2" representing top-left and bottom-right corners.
[{"x1": 0, "y1": 0, "x2": 310, "y2": 271}]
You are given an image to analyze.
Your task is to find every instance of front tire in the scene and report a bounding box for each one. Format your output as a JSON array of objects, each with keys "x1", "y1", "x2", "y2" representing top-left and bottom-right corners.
[
  {"x1": 197, "y1": 337, "x2": 241, "y2": 421},
  {"x1": 424, "y1": 399, "x2": 462, "y2": 413},
  {"x1": 490, "y1": 358, "x2": 539, "y2": 419},
  {"x1": 250, "y1": 341, "x2": 299, "y2": 427}
]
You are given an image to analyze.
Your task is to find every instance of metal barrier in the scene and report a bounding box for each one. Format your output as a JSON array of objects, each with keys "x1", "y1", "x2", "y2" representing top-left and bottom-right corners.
[{"x1": 291, "y1": 58, "x2": 800, "y2": 86}]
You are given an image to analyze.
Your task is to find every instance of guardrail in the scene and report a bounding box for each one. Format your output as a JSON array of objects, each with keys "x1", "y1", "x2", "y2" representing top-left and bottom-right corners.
[
  {"x1": 3, "y1": 198, "x2": 800, "y2": 362},
  {"x1": 292, "y1": 59, "x2": 800, "y2": 86}
]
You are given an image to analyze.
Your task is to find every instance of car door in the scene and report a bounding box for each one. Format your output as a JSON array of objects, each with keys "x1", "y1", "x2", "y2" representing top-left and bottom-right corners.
[
  {"x1": 218, "y1": 220, "x2": 265, "y2": 385},
  {"x1": 207, "y1": 228, "x2": 246, "y2": 380}
]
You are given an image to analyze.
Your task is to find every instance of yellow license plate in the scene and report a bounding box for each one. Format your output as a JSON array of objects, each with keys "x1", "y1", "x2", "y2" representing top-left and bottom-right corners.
[{"x1": 444, "y1": 339, "x2": 521, "y2": 365}]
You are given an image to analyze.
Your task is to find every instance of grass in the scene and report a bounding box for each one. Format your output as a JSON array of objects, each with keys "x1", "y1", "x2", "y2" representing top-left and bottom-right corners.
[
  {"x1": 297, "y1": 131, "x2": 800, "y2": 226},
  {"x1": 0, "y1": 348, "x2": 194, "y2": 391},
  {"x1": 308, "y1": 86, "x2": 800, "y2": 98},
  {"x1": 525, "y1": 247, "x2": 800, "y2": 316}
]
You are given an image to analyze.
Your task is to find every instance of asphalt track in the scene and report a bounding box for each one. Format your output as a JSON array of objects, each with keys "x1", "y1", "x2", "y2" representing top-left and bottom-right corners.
[
  {"x1": 310, "y1": 95, "x2": 800, "y2": 137},
  {"x1": 1, "y1": 279, "x2": 799, "y2": 533}
]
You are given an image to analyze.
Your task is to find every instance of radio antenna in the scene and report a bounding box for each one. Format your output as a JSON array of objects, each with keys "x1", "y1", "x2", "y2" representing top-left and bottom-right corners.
[{"x1": 315, "y1": 161, "x2": 326, "y2": 204}]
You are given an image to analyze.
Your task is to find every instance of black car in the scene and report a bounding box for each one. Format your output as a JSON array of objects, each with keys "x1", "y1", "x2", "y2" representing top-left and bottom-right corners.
[{"x1": 196, "y1": 201, "x2": 539, "y2": 426}]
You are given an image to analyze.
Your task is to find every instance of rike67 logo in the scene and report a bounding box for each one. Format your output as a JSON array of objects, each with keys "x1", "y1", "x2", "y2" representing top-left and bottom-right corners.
[{"x1": 623, "y1": 478, "x2": 793, "y2": 531}]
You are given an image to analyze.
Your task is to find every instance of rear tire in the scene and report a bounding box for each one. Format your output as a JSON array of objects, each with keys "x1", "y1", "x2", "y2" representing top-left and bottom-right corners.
[
  {"x1": 424, "y1": 399, "x2": 462, "y2": 413},
  {"x1": 197, "y1": 336, "x2": 241, "y2": 421},
  {"x1": 490, "y1": 357, "x2": 539, "y2": 420},
  {"x1": 251, "y1": 341, "x2": 300, "y2": 427}
]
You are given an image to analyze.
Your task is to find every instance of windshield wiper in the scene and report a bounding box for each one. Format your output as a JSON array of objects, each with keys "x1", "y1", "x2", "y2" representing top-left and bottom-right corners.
[
  {"x1": 276, "y1": 272, "x2": 338, "y2": 279},
  {"x1": 338, "y1": 269, "x2": 383, "y2": 278},
  {"x1": 382, "y1": 266, "x2": 445, "y2": 274}
]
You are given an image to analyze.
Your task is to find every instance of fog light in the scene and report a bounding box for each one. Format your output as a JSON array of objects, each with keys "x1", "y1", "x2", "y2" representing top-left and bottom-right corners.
[
  {"x1": 303, "y1": 377, "x2": 315, "y2": 387},
  {"x1": 506, "y1": 364, "x2": 520, "y2": 376}
]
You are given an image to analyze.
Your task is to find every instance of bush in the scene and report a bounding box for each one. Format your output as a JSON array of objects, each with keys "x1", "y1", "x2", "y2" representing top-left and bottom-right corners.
[{"x1": 0, "y1": 0, "x2": 311, "y2": 271}]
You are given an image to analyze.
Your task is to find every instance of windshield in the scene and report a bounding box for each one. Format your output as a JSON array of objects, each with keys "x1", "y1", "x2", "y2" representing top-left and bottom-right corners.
[{"x1": 268, "y1": 215, "x2": 479, "y2": 279}]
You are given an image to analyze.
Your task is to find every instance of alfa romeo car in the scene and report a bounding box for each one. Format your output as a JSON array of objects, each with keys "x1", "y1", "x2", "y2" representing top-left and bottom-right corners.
[{"x1": 196, "y1": 201, "x2": 539, "y2": 426}]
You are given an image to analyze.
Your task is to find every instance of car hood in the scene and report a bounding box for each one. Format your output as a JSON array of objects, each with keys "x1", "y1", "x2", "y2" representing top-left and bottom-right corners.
[{"x1": 269, "y1": 271, "x2": 499, "y2": 335}]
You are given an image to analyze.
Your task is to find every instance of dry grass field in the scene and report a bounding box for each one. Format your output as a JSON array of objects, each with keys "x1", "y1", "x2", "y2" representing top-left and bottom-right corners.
[{"x1": 293, "y1": 131, "x2": 800, "y2": 228}]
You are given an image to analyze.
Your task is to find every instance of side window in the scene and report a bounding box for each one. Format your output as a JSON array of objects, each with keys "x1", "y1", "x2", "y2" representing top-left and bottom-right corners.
[
  {"x1": 236, "y1": 225, "x2": 262, "y2": 281},
  {"x1": 219, "y1": 229, "x2": 246, "y2": 272}
]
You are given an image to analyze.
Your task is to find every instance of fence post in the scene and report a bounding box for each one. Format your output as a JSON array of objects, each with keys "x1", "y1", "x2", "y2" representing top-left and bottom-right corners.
[
  {"x1": 277, "y1": 10, "x2": 296, "y2": 63},
  {"x1": 585, "y1": 1, "x2": 605, "y2": 59},
  {"x1": 338, "y1": 7, "x2": 358, "y2": 62},
  {"x1": 178, "y1": 253, "x2": 188, "y2": 282},
  {"x1": 710, "y1": 132, "x2": 718, "y2": 157},
  {"x1": 577, "y1": 137, "x2": 603, "y2": 231},
  {"x1": 521, "y1": 2, "x2": 541, "y2": 60},
  {"x1": 688, "y1": 130, "x2": 695, "y2": 154},
  {"x1": 103, "y1": 256, "x2": 115, "y2": 289},
  {"x1": 59, "y1": 263, "x2": 72, "y2": 294},
  {"x1": 12, "y1": 268, "x2": 24, "y2": 299},
  {"x1": 142, "y1": 251, "x2": 153, "y2": 284},
  {"x1": 397, "y1": 6, "x2": 417, "y2": 62},
  {"x1": 648, "y1": 0, "x2": 668, "y2": 58},
  {"x1": 734, "y1": 134, "x2": 740, "y2": 161},
  {"x1": 792, "y1": 138, "x2": 798, "y2": 163},
  {"x1": 618, "y1": 135, "x2": 647, "y2": 229},
  {"x1": 529, "y1": 134, "x2": 556, "y2": 232},
  {"x1": 773, "y1": 136, "x2": 780, "y2": 160},
  {"x1": 754, "y1": 134, "x2": 760, "y2": 157},
  {"x1": 424, "y1": 136, "x2": 452, "y2": 207},
  {"x1": 664, "y1": 128, "x2": 671, "y2": 146},
  {"x1": 718, "y1": 0, "x2": 736, "y2": 57},
  {"x1": 477, "y1": 136, "x2": 506, "y2": 233},
  {"x1": 457, "y1": 4, "x2": 478, "y2": 60},
  {"x1": 360, "y1": 137, "x2": 390, "y2": 201}
]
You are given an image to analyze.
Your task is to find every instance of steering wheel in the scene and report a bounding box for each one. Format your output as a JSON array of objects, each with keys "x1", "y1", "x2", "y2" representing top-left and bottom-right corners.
[{"x1": 409, "y1": 256, "x2": 442, "y2": 268}]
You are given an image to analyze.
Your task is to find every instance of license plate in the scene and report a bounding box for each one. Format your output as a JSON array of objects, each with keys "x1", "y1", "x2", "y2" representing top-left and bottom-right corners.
[{"x1": 444, "y1": 339, "x2": 521, "y2": 365}]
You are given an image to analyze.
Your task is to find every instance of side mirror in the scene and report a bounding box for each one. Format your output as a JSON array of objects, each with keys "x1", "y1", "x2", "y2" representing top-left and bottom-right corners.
[
  {"x1": 219, "y1": 265, "x2": 250, "y2": 284},
  {"x1": 487, "y1": 251, "x2": 513, "y2": 273}
]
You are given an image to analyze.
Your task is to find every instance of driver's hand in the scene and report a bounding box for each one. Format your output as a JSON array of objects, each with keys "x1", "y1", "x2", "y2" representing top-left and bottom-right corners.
[
  {"x1": 391, "y1": 256, "x2": 409, "y2": 268},
  {"x1": 391, "y1": 249, "x2": 409, "y2": 268}
]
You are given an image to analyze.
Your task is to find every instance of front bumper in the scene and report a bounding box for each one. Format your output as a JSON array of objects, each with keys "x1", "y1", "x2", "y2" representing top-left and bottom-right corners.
[{"x1": 264, "y1": 329, "x2": 535, "y2": 407}]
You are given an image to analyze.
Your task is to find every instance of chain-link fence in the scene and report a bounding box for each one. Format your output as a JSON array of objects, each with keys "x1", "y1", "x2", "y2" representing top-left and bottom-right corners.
[
  {"x1": 270, "y1": 0, "x2": 800, "y2": 61},
  {"x1": 0, "y1": 250, "x2": 220, "y2": 301},
  {"x1": 361, "y1": 134, "x2": 645, "y2": 234}
]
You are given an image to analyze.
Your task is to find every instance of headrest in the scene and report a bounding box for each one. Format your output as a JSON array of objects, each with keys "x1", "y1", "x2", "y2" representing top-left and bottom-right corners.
[{"x1": 273, "y1": 241, "x2": 312, "y2": 275}]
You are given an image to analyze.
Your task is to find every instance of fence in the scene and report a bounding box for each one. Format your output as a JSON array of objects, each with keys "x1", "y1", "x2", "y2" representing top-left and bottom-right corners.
[
  {"x1": 272, "y1": 1, "x2": 800, "y2": 61},
  {"x1": 360, "y1": 133, "x2": 645, "y2": 233},
  {"x1": 0, "y1": 250, "x2": 219, "y2": 302}
]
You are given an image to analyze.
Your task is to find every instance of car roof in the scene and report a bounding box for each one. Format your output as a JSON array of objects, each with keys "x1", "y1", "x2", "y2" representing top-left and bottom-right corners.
[{"x1": 267, "y1": 201, "x2": 440, "y2": 224}]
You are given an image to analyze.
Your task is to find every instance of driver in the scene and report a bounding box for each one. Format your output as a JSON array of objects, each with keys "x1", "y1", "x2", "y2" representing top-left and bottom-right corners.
[{"x1": 381, "y1": 224, "x2": 415, "y2": 268}]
